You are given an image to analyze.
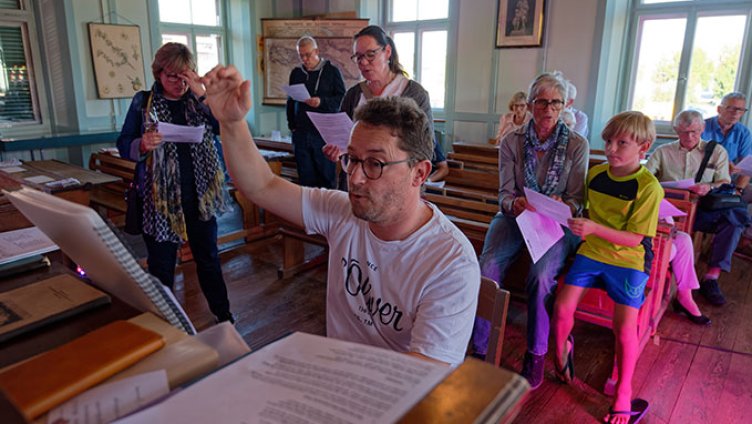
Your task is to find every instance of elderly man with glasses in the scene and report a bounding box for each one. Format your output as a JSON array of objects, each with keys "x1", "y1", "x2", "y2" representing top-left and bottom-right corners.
[
  {"x1": 203, "y1": 65, "x2": 480, "y2": 366},
  {"x1": 702, "y1": 92, "x2": 751, "y2": 194}
]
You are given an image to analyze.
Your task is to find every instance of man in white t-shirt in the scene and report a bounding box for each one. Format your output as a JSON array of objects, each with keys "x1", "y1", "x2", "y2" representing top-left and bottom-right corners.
[{"x1": 202, "y1": 65, "x2": 480, "y2": 365}]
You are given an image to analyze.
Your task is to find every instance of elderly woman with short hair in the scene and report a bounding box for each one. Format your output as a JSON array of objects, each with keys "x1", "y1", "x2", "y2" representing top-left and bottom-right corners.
[
  {"x1": 472, "y1": 72, "x2": 588, "y2": 389},
  {"x1": 496, "y1": 91, "x2": 532, "y2": 144}
]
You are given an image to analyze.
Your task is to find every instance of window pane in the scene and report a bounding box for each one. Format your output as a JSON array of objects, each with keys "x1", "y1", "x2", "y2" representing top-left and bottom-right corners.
[
  {"x1": 195, "y1": 34, "x2": 220, "y2": 75},
  {"x1": 630, "y1": 17, "x2": 686, "y2": 122},
  {"x1": 418, "y1": 0, "x2": 448, "y2": 20},
  {"x1": 159, "y1": 0, "x2": 191, "y2": 24},
  {"x1": 0, "y1": 25, "x2": 35, "y2": 123},
  {"x1": 192, "y1": 0, "x2": 219, "y2": 27},
  {"x1": 392, "y1": 32, "x2": 415, "y2": 78},
  {"x1": 392, "y1": 0, "x2": 417, "y2": 22},
  {"x1": 685, "y1": 15, "x2": 746, "y2": 117},
  {"x1": 162, "y1": 33, "x2": 189, "y2": 46},
  {"x1": 0, "y1": 0, "x2": 20, "y2": 9},
  {"x1": 642, "y1": 0, "x2": 686, "y2": 4},
  {"x1": 420, "y1": 31, "x2": 447, "y2": 109}
]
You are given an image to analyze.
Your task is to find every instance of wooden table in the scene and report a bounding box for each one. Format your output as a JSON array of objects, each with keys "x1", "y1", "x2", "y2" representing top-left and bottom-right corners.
[{"x1": 0, "y1": 160, "x2": 120, "y2": 232}]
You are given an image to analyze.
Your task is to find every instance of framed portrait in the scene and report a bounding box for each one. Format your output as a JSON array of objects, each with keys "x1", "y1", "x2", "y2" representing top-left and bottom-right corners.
[
  {"x1": 87, "y1": 23, "x2": 146, "y2": 98},
  {"x1": 495, "y1": 0, "x2": 546, "y2": 48}
]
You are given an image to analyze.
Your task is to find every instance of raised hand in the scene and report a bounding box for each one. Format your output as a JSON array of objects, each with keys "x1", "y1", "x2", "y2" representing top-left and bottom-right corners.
[
  {"x1": 180, "y1": 69, "x2": 205, "y2": 97},
  {"x1": 201, "y1": 65, "x2": 252, "y2": 123},
  {"x1": 322, "y1": 143, "x2": 342, "y2": 163}
]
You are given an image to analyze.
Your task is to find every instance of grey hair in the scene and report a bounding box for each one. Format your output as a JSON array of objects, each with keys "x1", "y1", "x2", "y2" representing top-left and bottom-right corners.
[
  {"x1": 296, "y1": 35, "x2": 317, "y2": 49},
  {"x1": 721, "y1": 91, "x2": 746, "y2": 105},
  {"x1": 673, "y1": 109, "x2": 704, "y2": 128},
  {"x1": 567, "y1": 80, "x2": 577, "y2": 101},
  {"x1": 527, "y1": 72, "x2": 568, "y2": 104}
]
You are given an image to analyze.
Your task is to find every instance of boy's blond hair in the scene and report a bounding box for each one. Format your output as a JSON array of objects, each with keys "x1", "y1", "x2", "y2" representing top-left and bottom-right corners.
[{"x1": 601, "y1": 111, "x2": 655, "y2": 146}]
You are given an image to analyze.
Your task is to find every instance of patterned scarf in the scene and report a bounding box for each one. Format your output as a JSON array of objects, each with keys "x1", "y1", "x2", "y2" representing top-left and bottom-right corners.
[
  {"x1": 143, "y1": 83, "x2": 227, "y2": 243},
  {"x1": 523, "y1": 120, "x2": 570, "y2": 195}
]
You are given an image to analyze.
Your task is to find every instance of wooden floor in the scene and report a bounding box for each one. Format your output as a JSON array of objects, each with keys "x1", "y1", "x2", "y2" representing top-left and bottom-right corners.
[{"x1": 173, "y1": 236, "x2": 752, "y2": 423}]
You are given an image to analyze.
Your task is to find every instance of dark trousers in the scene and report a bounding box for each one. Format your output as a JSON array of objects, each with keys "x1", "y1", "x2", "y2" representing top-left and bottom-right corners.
[
  {"x1": 292, "y1": 131, "x2": 336, "y2": 189},
  {"x1": 143, "y1": 199, "x2": 231, "y2": 321}
]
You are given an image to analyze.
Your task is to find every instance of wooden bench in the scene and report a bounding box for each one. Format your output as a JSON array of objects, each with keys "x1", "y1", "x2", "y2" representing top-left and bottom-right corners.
[{"x1": 88, "y1": 152, "x2": 135, "y2": 226}]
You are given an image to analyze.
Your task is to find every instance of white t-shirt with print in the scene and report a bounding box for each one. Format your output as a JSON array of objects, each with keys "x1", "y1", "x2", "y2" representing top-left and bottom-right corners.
[{"x1": 302, "y1": 187, "x2": 480, "y2": 365}]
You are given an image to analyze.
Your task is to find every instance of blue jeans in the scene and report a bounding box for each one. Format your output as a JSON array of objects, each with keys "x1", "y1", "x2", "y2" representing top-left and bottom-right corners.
[
  {"x1": 144, "y1": 195, "x2": 231, "y2": 322},
  {"x1": 292, "y1": 131, "x2": 336, "y2": 189},
  {"x1": 695, "y1": 207, "x2": 749, "y2": 272},
  {"x1": 471, "y1": 213, "x2": 579, "y2": 356}
]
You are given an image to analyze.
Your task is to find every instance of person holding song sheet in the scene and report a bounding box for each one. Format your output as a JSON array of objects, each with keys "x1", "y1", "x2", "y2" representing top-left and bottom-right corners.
[
  {"x1": 471, "y1": 72, "x2": 588, "y2": 389},
  {"x1": 202, "y1": 65, "x2": 479, "y2": 366},
  {"x1": 117, "y1": 43, "x2": 233, "y2": 324},
  {"x1": 286, "y1": 35, "x2": 345, "y2": 189}
]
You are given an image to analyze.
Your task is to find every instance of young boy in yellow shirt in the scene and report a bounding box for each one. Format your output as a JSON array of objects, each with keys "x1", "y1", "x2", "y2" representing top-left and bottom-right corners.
[{"x1": 552, "y1": 111, "x2": 662, "y2": 424}]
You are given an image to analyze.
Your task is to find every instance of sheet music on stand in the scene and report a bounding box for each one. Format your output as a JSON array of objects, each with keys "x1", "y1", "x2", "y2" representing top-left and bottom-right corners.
[{"x1": 3, "y1": 187, "x2": 196, "y2": 335}]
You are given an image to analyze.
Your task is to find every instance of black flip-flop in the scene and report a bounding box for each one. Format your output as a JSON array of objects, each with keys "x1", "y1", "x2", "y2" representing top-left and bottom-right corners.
[
  {"x1": 605, "y1": 398, "x2": 649, "y2": 424},
  {"x1": 555, "y1": 335, "x2": 574, "y2": 383}
]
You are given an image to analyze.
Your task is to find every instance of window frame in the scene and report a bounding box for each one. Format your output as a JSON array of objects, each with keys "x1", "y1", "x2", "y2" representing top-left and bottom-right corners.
[
  {"x1": 622, "y1": 0, "x2": 752, "y2": 133},
  {"x1": 384, "y1": 1, "x2": 450, "y2": 111}
]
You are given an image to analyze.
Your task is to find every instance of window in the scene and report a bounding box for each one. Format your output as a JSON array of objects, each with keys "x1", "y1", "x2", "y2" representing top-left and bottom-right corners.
[
  {"x1": 157, "y1": 0, "x2": 224, "y2": 75},
  {"x1": 386, "y1": 0, "x2": 449, "y2": 109},
  {"x1": 625, "y1": 1, "x2": 750, "y2": 128},
  {"x1": 0, "y1": 2, "x2": 40, "y2": 125}
]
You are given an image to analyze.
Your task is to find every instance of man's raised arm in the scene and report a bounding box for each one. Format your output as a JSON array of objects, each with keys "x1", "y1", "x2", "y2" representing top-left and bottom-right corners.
[{"x1": 202, "y1": 65, "x2": 303, "y2": 227}]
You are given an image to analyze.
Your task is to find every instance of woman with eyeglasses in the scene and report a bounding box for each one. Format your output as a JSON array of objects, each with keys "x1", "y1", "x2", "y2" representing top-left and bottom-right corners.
[
  {"x1": 496, "y1": 91, "x2": 532, "y2": 144},
  {"x1": 323, "y1": 25, "x2": 448, "y2": 184},
  {"x1": 117, "y1": 42, "x2": 233, "y2": 324},
  {"x1": 471, "y1": 72, "x2": 588, "y2": 390}
]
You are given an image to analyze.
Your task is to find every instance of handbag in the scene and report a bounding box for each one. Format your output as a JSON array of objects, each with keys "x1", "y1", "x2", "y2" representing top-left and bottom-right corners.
[
  {"x1": 695, "y1": 141, "x2": 745, "y2": 211},
  {"x1": 123, "y1": 182, "x2": 143, "y2": 235}
]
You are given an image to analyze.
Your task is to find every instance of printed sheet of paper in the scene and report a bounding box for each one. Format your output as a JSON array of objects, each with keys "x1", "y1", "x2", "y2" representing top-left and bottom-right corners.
[
  {"x1": 660, "y1": 179, "x2": 694, "y2": 190},
  {"x1": 282, "y1": 83, "x2": 311, "y2": 102},
  {"x1": 516, "y1": 209, "x2": 564, "y2": 263},
  {"x1": 523, "y1": 187, "x2": 572, "y2": 227},
  {"x1": 114, "y1": 332, "x2": 452, "y2": 424},
  {"x1": 1, "y1": 166, "x2": 24, "y2": 173},
  {"x1": 659, "y1": 199, "x2": 687, "y2": 219},
  {"x1": 0, "y1": 226, "x2": 57, "y2": 265},
  {"x1": 306, "y1": 111, "x2": 353, "y2": 151},
  {"x1": 24, "y1": 175, "x2": 55, "y2": 184},
  {"x1": 158, "y1": 122, "x2": 205, "y2": 143},
  {"x1": 47, "y1": 371, "x2": 169, "y2": 424},
  {"x1": 735, "y1": 155, "x2": 752, "y2": 177}
]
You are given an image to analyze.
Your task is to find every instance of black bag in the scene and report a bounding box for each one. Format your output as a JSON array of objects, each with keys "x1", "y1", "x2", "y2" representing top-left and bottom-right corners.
[
  {"x1": 695, "y1": 141, "x2": 745, "y2": 211},
  {"x1": 123, "y1": 182, "x2": 143, "y2": 235}
]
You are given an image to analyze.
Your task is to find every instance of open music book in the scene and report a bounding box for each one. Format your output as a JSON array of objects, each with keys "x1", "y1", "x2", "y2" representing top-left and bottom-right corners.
[{"x1": 3, "y1": 187, "x2": 195, "y2": 335}]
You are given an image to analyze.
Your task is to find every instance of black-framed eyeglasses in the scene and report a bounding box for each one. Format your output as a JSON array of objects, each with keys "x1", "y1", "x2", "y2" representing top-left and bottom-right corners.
[
  {"x1": 340, "y1": 153, "x2": 413, "y2": 180},
  {"x1": 350, "y1": 47, "x2": 385, "y2": 64},
  {"x1": 532, "y1": 98, "x2": 565, "y2": 111},
  {"x1": 724, "y1": 106, "x2": 749, "y2": 113},
  {"x1": 162, "y1": 72, "x2": 183, "y2": 83}
]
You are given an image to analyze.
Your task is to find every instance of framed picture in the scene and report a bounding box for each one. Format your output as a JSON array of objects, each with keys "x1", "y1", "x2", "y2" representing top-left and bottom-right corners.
[
  {"x1": 88, "y1": 23, "x2": 146, "y2": 99},
  {"x1": 260, "y1": 19, "x2": 368, "y2": 105},
  {"x1": 495, "y1": 0, "x2": 546, "y2": 48}
]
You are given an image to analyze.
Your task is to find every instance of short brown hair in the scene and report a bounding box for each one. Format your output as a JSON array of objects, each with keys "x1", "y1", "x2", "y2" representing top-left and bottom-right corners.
[
  {"x1": 353, "y1": 96, "x2": 433, "y2": 162},
  {"x1": 151, "y1": 42, "x2": 196, "y2": 80},
  {"x1": 601, "y1": 111, "x2": 655, "y2": 146}
]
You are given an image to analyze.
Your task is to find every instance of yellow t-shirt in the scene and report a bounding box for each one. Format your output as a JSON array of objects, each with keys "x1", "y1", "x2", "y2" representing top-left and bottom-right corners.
[{"x1": 577, "y1": 163, "x2": 663, "y2": 272}]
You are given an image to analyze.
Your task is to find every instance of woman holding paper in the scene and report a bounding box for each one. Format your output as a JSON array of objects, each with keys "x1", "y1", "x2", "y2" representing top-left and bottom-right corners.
[
  {"x1": 117, "y1": 42, "x2": 233, "y2": 324},
  {"x1": 323, "y1": 25, "x2": 448, "y2": 183},
  {"x1": 470, "y1": 72, "x2": 588, "y2": 390}
]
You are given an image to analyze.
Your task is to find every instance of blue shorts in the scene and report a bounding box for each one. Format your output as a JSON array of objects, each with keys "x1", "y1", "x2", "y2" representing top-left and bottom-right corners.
[{"x1": 565, "y1": 255, "x2": 649, "y2": 309}]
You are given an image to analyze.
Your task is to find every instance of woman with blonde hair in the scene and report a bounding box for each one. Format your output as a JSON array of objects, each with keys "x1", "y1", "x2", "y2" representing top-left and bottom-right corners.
[{"x1": 495, "y1": 91, "x2": 532, "y2": 144}]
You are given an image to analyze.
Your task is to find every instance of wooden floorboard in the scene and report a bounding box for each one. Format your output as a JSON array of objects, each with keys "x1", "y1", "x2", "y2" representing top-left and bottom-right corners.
[{"x1": 170, "y1": 234, "x2": 752, "y2": 423}]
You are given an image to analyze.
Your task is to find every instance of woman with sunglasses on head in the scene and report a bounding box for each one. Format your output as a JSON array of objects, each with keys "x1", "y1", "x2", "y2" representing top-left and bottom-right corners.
[
  {"x1": 323, "y1": 25, "x2": 448, "y2": 184},
  {"x1": 471, "y1": 72, "x2": 588, "y2": 390},
  {"x1": 117, "y1": 42, "x2": 233, "y2": 324}
]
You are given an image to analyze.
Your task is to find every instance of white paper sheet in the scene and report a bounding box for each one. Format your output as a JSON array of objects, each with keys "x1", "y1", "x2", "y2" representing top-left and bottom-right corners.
[
  {"x1": 157, "y1": 122, "x2": 205, "y2": 143},
  {"x1": 735, "y1": 155, "x2": 752, "y2": 177},
  {"x1": 0, "y1": 226, "x2": 58, "y2": 265},
  {"x1": 47, "y1": 371, "x2": 169, "y2": 424},
  {"x1": 516, "y1": 210, "x2": 564, "y2": 263},
  {"x1": 658, "y1": 199, "x2": 687, "y2": 219},
  {"x1": 306, "y1": 111, "x2": 353, "y2": 151},
  {"x1": 114, "y1": 332, "x2": 452, "y2": 424},
  {"x1": 523, "y1": 187, "x2": 572, "y2": 227},
  {"x1": 282, "y1": 83, "x2": 311, "y2": 102},
  {"x1": 660, "y1": 178, "x2": 694, "y2": 190},
  {"x1": 1, "y1": 166, "x2": 24, "y2": 173},
  {"x1": 24, "y1": 175, "x2": 55, "y2": 184}
]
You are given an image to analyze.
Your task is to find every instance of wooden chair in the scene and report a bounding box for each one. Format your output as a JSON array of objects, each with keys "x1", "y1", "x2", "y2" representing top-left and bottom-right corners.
[{"x1": 476, "y1": 276, "x2": 511, "y2": 368}]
